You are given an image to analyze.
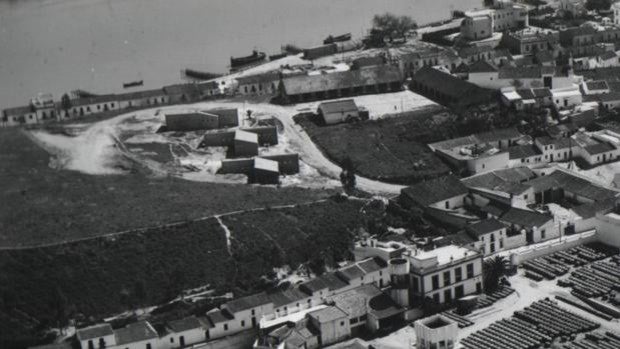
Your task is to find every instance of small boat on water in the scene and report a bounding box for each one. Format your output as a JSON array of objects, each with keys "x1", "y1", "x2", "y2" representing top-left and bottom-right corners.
[
  {"x1": 183, "y1": 69, "x2": 223, "y2": 80},
  {"x1": 230, "y1": 50, "x2": 266, "y2": 70},
  {"x1": 323, "y1": 33, "x2": 352, "y2": 45},
  {"x1": 123, "y1": 80, "x2": 143, "y2": 88}
]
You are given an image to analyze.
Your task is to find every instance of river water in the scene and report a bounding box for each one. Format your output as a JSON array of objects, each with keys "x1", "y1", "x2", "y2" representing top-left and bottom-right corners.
[{"x1": 0, "y1": 0, "x2": 481, "y2": 108}]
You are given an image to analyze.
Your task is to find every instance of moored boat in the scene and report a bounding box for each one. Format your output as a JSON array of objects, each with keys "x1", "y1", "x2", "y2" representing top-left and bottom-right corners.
[
  {"x1": 230, "y1": 50, "x2": 266, "y2": 69},
  {"x1": 183, "y1": 69, "x2": 223, "y2": 80},
  {"x1": 123, "y1": 80, "x2": 143, "y2": 88},
  {"x1": 323, "y1": 33, "x2": 352, "y2": 45}
]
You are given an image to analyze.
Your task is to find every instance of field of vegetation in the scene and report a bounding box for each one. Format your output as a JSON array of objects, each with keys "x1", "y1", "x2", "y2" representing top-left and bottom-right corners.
[
  {"x1": 0, "y1": 218, "x2": 231, "y2": 349},
  {"x1": 0, "y1": 197, "x2": 367, "y2": 349},
  {"x1": 294, "y1": 110, "x2": 451, "y2": 185},
  {"x1": 223, "y1": 198, "x2": 367, "y2": 290},
  {"x1": 0, "y1": 129, "x2": 332, "y2": 247}
]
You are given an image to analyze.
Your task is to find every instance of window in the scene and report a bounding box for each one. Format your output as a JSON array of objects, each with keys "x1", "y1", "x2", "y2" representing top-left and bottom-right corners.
[
  {"x1": 476, "y1": 282, "x2": 482, "y2": 293},
  {"x1": 443, "y1": 271, "x2": 451, "y2": 286},
  {"x1": 241, "y1": 320, "x2": 245, "y2": 327},
  {"x1": 541, "y1": 229, "x2": 546, "y2": 239},
  {"x1": 445, "y1": 201, "x2": 450, "y2": 209},
  {"x1": 170, "y1": 338, "x2": 174, "y2": 343},
  {"x1": 432, "y1": 293, "x2": 440, "y2": 303},
  {"x1": 432, "y1": 275, "x2": 439, "y2": 290},
  {"x1": 224, "y1": 324, "x2": 228, "y2": 331},
  {"x1": 455, "y1": 285, "x2": 464, "y2": 298},
  {"x1": 467, "y1": 263, "x2": 474, "y2": 278},
  {"x1": 444, "y1": 289, "x2": 452, "y2": 303},
  {"x1": 524, "y1": 194, "x2": 528, "y2": 200},
  {"x1": 340, "y1": 321, "x2": 345, "y2": 326},
  {"x1": 412, "y1": 276, "x2": 419, "y2": 292},
  {"x1": 455, "y1": 267, "x2": 462, "y2": 282},
  {"x1": 251, "y1": 309, "x2": 255, "y2": 315}
]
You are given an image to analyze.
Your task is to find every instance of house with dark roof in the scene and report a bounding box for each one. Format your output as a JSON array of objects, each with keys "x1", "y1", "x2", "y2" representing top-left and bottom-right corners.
[
  {"x1": 581, "y1": 80, "x2": 610, "y2": 95},
  {"x1": 76, "y1": 323, "x2": 116, "y2": 349},
  {"x1": 163, "y1": 316, "x2": 207, "y2": 347},
  {"x1": 113, "y1": 321, "x2": 159, "y2": 348},
  {"x1": 277, "y1": 65, "x2": 402, "y2": 104},
  {"x1": 465, "y1": 219, "x2": 509, "y2": 256},
  {"x1": 116, "y1": 88, "x2": 169, "y2": 109},
  {"x1": 462, "y1": 167, "x2": 536, "y2": 207},
  {"x1": 410, "y1": 66, "x2": 494, "y2": 108},
  {"x1": 327, "y1": 284, "x2": 403, "y2": 336},
  {"x1": 2, "y1": 104, "x2": 38, "y2": 126},
  {"x1": 235, "y1": 70, "x2": 280, "y2": 96},
  {"x1": 400, "y1": 175, "x2": 469, "y2": 210},
  {"x1": 499, "y1": 207, "x2": 556, "y2": 243},
  {"x1": 397, "y1": 46, "x2": 460, "y2": 78},
  {"x1": 307, "y1": 306, "x2": 350, "y2": 346},
  {"x1": 571, "y1": 131, "x2": 620, "y2": 166}
]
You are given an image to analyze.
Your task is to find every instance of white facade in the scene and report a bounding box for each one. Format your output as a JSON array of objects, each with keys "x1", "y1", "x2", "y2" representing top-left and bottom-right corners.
[
  {"x1": 414, "y1": 314, "x2": 458, "y2": 349},
  {"x1": 552, "y1": 87, "x2": 583, "y2": 109}
]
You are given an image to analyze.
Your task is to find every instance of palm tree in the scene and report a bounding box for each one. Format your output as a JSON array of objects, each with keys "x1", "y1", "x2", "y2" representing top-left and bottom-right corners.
[{"x1": 483, "y1": 255, "x2": 511, "y2": 292}]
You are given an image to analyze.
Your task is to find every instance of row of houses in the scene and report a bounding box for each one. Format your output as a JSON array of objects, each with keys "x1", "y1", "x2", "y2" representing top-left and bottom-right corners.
[
  {"x1": 64, "y1": 235, "x2": 486, "y2": 349},
  {"x1": 398, "y1": 166, "x2": 620, "y2": 257},
  {"x1": 427, "y1": 126, "x2": 620, "y2": 176},
  {"x1": 1, "y1": 82, "x2": 220, "y2": 127}
]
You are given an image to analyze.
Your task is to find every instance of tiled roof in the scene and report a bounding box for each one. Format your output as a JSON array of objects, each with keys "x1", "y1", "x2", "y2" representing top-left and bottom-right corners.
[
  {"x1": 308, "y1": 306, "x2": 348, "y2": 323},
  {"x1": 70, "y1": 94, "x2": 119, "y2": 107},
  {"x1": 116, "y1": 88, "x2": 165, "y2": 101},
  {"x1": 356, "y1": 257, "x2": 387, "y2": 274},
  {"x1": 267, "y1": 288, "x2": 309, "y2": 308},
  {"x1": 524, "y1": 169, "x2": 618, "y2": 202},
  {"x1": 225, "y1": 292, "x2": 272, "y2": 313},
  {"x1": 413, "y1": 67, "x2": 490, "y2": 102},
  {"x1": 516, "y1": 89, "x2": 536, "y2": 100},
  {"x1": 466, "y1": 219, "x2": 506, "y2": 237},
  {"x1": 532, "y1": 88, "x2": 552, "y2": 97},
  {"x1": 508, "y1": 144, "x2": 541, "y2": 159},
  {"x1": 76, "y1": 323, "x2": 114, "y2": 341},
  {"x1": 3, "y1": 105, "x2": 34, "y2": 116},
  {"x1": 401, "y1": 175, "x2": 469, "y2": 207},
  {"x1": 206, "y1": 309, "x2": 234, "y2": 324},
  {"x1": 281, "y1": 66, "x2": 402, "y2": 96},
  {"x1": 599, "y1": 51, "x2": 617, "y2": 61},
  {"x1": 300, "y1": 272, "x2": 348, "y2": 293},
  {"x1": 500, "y1": 207, "x2": 553, "y2": 229},
  {"x1": 167, "y1": 316, "x2": 203, "y2": 333},
  {"x1": 114, "y1": 321, "x2": 158, "y2": 345},
  {"x1": 585, "y1": 80, "x2": 609, "y2": 91},
  {"x1": 337, "y1": 265, "x2": 366, "y2": 282},
  {"x1": 584, "y1": 142, "x2": 615, "y2": 155},
  {"x1": 468, "y1": 60, "x2": 497, "y2": 73}
]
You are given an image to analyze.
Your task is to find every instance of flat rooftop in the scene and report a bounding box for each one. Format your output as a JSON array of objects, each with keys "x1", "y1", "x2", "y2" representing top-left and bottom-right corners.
[{"x1": 412, "y1": 245, "x2": 477, "y2": 266}]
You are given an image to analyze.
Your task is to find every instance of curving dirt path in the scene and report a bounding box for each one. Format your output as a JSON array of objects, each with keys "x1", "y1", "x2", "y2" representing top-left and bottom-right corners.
[{"x1": 29, "y1": 94, "x2": 418, "y2": 196}]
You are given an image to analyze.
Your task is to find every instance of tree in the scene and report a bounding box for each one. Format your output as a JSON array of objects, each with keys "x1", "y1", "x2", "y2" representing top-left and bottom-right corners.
[
  {"x1": 483, "y1": 255, "x2": 511, "y2": 292},
  {"x1": 339, "y1": 157, "x2": 357, "y2": 194},
  {"x1": 586, "y1": 0, "x2": 611, "y2": 11},
  {"x1": 371, "y1": 13, "x2": 417, "y2": 44}
]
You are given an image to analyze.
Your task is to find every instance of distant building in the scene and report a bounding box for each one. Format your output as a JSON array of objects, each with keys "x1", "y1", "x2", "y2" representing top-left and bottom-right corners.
[
  {"x1": 58, "y1": 94, "x2": 119, "y2": 119},
  {"x1": 414, "y1": 314, "x2": 458, "y2": 349},
  {"x1": 559, "y1": 0, "x2": 587, "y2": 17},
  {"x1": 465, "y1": 219, "x2": 509, "y2": 256},
  {"x1": 498, "y1": 207, "x2": 555, "y2": 243},
  {"x1": 235, "y1": 71, "x2": 280, "y2": 96},
  {"x1": 428, "y1": 128, "x2": 524, "y2": 174},
  {"x1": 162, "y1": 316, "x2": 208, "y2": 347},
  {"x1": 277, "y1": 66, "x2": 402, "y2": 104},
  {"x1": 165, "y1": 112, "x2": 219, "y2": 131},
  {"x1": 410, "y1": 67, "x2": 493, "y2": 108},
  {"x1": 460, "y1": 3, "x2": 528, "y2": 41},
  {"x1": 614, "y1": 2, "x2": 620, "y2": 26},
  {"x1": 317, "y1": 99, "x2": 360, "y2": 125},
  {"x1": 468, "y1": 64, "x2": 579, "y2": 90},
  {"x1": 76, "y1": 323, "x2": 116, "y2": 349},
  {"x1": 307, "y1": 307, "x2": 350, "y2": 347},
  {"x1": 234, "y1": 130, "x2": 259, "y2": 157},
  {"x1": 252, "y1": 157, "x2": 280, "y2": 185},
  {"x1": 501, "y1": 27, "x2": 559, "y2": 55}
]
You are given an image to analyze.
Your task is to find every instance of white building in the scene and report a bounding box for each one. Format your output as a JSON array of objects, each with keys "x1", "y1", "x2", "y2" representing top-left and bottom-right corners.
[
  {"x1": 460, "y1": 3, "x2": 528, "y2": 41},
  {"x1": 414, "y1": 314, "x2": 458, "y2": 349},
  {"x1": 613, "y1": 2, "x2": 620, "y2": 26}
]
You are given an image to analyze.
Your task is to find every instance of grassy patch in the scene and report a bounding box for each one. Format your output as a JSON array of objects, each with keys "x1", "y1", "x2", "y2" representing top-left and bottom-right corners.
[
  {"x1": 294, "y1": 110, "x2": 451, "y2": 185},
  {"x1": 0, "y1": 218, "x2": 231, "y2": 348},
  {"x1": 222, "y1": 198, "x2": 366, "y2": 288},
  {"x1": 0, "y1": 198, "x2": 367, "y2": 348},
  {"x1": 0, "y1": 128, "x2": 332, "y2": 247}
]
